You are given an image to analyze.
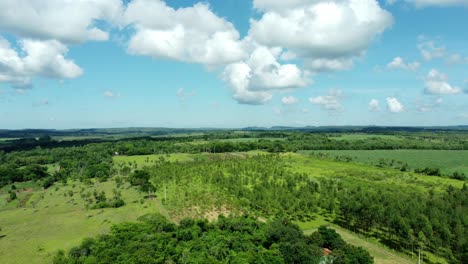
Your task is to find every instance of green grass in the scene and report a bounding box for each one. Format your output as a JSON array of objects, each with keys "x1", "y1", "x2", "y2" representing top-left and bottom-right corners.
[
  {"x1": 0, "y1": 179, "x2": 157, "y2": 264},
  {"x1": 113, "y1": 153, "x2": 194, "y2": 168},
  {"x1": 301, "y1": 150, "x2": 468, "y2": 175}
]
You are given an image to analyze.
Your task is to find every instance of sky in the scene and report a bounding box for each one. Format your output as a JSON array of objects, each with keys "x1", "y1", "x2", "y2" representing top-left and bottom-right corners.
[{"x1": 0, "y1": 0, "x2": 467, "y2": 129}]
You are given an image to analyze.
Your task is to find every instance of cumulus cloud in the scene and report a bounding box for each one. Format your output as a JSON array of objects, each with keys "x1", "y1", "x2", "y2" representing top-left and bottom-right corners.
[
  {"x1": 386, "y1": 97, "x2": 404, "y2": 113},
  {"x1": 0, "y1": 37, "x2": 83, "y2": 87},
  {"x1": 0, "y1": 0, "x2": 122, "y2": 43},
  {"x1": 223, "y1": 46, "x2": 307, "y2": 104},
  {"x1": 424, "y1": 69, "x2": 461, "y2": 95},
  {"x1": 309, "y1": 89, "x2": 343, "y2": 111},
  {"x1": 124, "y1": 0, "x2": 246, "y2": 66},
  {"x1": 222, "y1": 62, "x2": 272, "y2": 105},
  {"x1": 369, "y1": 99, "x2": 380, "y2": 111},
  {"x1": 281, "y1": 96, "x2": 299, "y2": 105},
  {"x1": 387, "y1": 57, "x2": 420, "y2": 71},
  {"x1": 250, "y1": 0, "x2": 393, "y2": 72}
]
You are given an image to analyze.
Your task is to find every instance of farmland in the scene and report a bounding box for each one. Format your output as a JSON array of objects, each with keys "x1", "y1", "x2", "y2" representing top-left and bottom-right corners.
[{"x1": 0, "y1": 129, "x2": 467, "y2": 264}]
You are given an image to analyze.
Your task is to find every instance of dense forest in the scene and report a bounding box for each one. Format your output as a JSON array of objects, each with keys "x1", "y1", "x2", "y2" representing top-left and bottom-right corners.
[{"x1": 54, "y1": 214, "x2": 372, "y2": 264}]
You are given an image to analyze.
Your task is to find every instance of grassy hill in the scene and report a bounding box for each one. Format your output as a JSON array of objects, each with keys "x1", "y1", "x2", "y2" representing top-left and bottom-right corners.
[{"x1": 0, "y1": 179, "x2": 157, "y2": 264}]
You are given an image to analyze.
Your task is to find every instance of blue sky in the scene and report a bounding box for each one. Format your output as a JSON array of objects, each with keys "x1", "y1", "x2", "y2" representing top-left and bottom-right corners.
[{"x1": 0, "y1": 0, "x2": 467, "y2": 129}]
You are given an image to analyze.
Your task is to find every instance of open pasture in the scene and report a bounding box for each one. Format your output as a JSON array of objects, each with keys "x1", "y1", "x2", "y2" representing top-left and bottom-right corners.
[
  {"x1": 301, "y1": 149, "x2": 468, "y2": 175},
  {"x1": 0, "y1": 179, "x2": 158, "y2": 264}
]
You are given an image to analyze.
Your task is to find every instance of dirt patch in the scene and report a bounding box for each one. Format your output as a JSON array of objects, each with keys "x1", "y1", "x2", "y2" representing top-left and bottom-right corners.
[
  {"x1": 203, "y1": 206, "x2": 232, "y2": 222},
  {"x1": 170, "y1": 205, "x2": 235, "y2": 223},
  {"x1": 18, "y1": 193, "x2": 33, "y2": 207},
  {"x1": 18, "y1": 188, "x2": 33, "y2": 193}
]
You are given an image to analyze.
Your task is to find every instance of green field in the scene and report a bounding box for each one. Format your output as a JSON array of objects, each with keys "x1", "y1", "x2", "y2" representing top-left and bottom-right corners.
[
  {"x1": 0, "y1": 179, "x2": 158, "y2": 264},
  {"x1": 301, "y1": 150, "x2": 468, "y2": 175},
  {"x1": 114, "y1": 153, "x2": 195, "y2": 168},
  {"x1": 290, "y1": 152, "x2": 464, "y2": 191}
]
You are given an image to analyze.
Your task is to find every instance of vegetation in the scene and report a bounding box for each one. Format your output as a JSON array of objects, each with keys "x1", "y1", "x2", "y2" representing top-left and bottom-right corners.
[
  {"x1": 54, "y1": 214, "x2": 372, "y2": 264},
  {"x1": 304, "y1": 150, "x2": 468, "y2": 178},
  {"x1": 0, "y1": 129, "x2": 467, "y2": 263}
]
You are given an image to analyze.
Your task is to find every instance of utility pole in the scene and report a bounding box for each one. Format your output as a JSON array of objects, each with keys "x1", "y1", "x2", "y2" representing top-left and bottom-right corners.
[{"x1": 418, "y1": 248, "x2": 421, "y2": 264}]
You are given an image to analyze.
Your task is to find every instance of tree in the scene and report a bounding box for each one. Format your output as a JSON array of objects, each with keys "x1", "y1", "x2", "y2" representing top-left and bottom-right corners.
[
  {"x1": 334, "y1": 245, "x2": 374, "y2": 264},
  {"x1": 9, "y1": 191, "x2": 17, "y2": 201}
]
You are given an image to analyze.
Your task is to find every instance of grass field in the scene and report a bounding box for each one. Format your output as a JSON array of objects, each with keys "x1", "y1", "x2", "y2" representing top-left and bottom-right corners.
[
  {"x1": 0, "y1": 179, "x2": 158, "y2": 264},
  {"x1": 113, "y1": 153, "x2": 195, "y2": 168},
  {"x1": 301, "y1": 150, "x2": 468, "y2": 175},
  {"x1": 289, "y1": 152, "x2": 464, "y2": 191}
]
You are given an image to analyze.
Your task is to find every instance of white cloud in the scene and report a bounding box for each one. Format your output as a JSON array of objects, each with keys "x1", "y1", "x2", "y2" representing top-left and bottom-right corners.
[
  {"x1": 125, "y1": 0, "x2": 246, "y2": 66},
  {"x1": 416, "y1": 97, "x2": 443, "y2": 113},
  {"x1": 309, "y1": 89, "x2": 343, "y2": 111},
  {"x1": 386, "y1": 97, "x2": 404, "y2": 113},
  {"x1": 369, "y1": 99, "x2": 380, "y2": 111},
  {"x1": 250, "y1": 0, "x2": 393, "y2": 72},
  {"x1": 387, "y1": 57, "x2": 420, "y2": 71},
  {"x1": 301, "y1": 108, "x2": 310, "y2": 113},
  {"x1": 281, "y1": 96, "x2": 299, "y2": 105},
  {"x1": 418, "y1": 41, "x2": 445, "y2": 61},
  {"x1": 223, "y1": 46, "x2": 307, "y2": 105},
  {"x1": 0, "y1": 0, "x2": 123, "y2": 43},
  {"x1": 446, "y1": 53, "x2": 468, "y2": 65},
  {"x1": 104, "y1": 90, "x2": 120, "y2": 98},
  {"x1": 119, "y1": 0, "x2": 393, "y2": 105},
  {"x1": 305, "y1": 58, "x2": 354, "y2": 72},
  {"x1": 222, "y1": 62, "x2": 272, "y2": 105},
  {"x1": 176, "y1": 87, "x2": 195, "y2": 101},
  {"x1": 253, "y1": 0, "x2": 312, "y2": 12},
  {"x1": 424, "y1": 69, "x2": 461, "y2": 95},
  {"x1": 0, "y1": 37, "x2": 83, "y2": 87},
  {"x1": 417, "y1": 38, "x2": 468, "y2": 64}
]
